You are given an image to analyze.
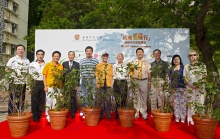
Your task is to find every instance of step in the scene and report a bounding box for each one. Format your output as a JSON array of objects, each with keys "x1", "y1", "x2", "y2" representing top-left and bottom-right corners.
[{"x1": 0, "y1": 112, "x2": 7, "y2": 122}]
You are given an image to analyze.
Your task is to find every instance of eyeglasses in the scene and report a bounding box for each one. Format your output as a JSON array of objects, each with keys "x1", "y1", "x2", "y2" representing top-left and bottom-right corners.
[{"x1": 189, "y1": 54, "x2": 197, "y2": 57}]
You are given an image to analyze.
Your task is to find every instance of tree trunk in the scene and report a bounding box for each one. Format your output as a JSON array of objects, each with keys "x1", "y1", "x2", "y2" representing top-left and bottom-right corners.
[
  {"x1": 194, "y1": 0, "x2": 218, "y2": 73},
  {"x1": 195, "y1": 29, "x2": 218, "y2": 72}
]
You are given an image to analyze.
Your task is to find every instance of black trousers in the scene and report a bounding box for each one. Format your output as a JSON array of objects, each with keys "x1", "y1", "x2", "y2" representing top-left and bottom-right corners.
[
  {"x1": 99, "y1": 86, "x2": 111, "y2": 118},
  {"x1": 31, "y1": 81, "x2": 45, "y2": 121},
  {"x1": 8, "y1": 84, "x2": 26, "y2": 114},
  {"x1": 70, "y1": 90, "x2": 77, "y2": 118},
  {"x1": 113, "y1": 80, "x2": 128, "y2": 118}
]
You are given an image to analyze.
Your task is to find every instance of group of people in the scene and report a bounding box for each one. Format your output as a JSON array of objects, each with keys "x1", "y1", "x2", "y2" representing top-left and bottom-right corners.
[{"x1": 6, "y1": 44, "x2": 206, "y2": 126}]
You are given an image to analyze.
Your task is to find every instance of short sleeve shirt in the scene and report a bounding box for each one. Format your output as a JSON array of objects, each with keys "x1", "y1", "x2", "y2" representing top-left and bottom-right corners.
[
  {"x1": 6, "y1": 55, "x2": 30, "y2": 84},
  {"x1": 42, "y1": 61, "x2": 63, "y2": 87},
  {"x1": 132, "y1": 59, "x2": 151, "y2": 79}
]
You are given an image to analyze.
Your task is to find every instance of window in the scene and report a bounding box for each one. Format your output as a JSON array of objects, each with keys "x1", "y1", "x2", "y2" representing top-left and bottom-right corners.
[
  {"x1": 12, "y1": 24, "x2": 17, "y2": 34},
  {"x1": 4, "y1": 22, "x2": 8, "y2": 31},
  {"x1": 5, "y1": 0, "x2": 8, "y2": 8},
  {"x1": 11, "y1": 45, "x2": 15, "y2": 55},
  {"x1": 2, "y1": 43, "x2": 6, "y2": 53},
  {"x1": 13, "y1": 3, "x2": 18, "y2": 13}
]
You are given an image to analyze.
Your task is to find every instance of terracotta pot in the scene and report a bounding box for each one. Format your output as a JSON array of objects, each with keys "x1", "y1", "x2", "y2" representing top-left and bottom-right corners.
[
  {"x1": 48, "y1": 109, "x2": 69, "y2": 130},
  {"x1": 82, "y1": 107, "x2": 101, "y2": 126},
  {"x1": 118, "y1": 108, "x2": 136, "y2": 128},
  {"x1": 7, "y1": 112, "x2": 32, "y2": 138},
  {"x1": 151, "y1": 110, "x2": 173, "y2": 132},
  {"x1": 192, "y1": 115, "x2": 218, "y2": 139}
]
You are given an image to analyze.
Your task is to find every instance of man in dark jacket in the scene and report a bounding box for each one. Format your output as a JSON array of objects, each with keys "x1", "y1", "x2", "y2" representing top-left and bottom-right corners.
[{"x1": 62, "y1": 51, "x2": 80, "y2": 118}]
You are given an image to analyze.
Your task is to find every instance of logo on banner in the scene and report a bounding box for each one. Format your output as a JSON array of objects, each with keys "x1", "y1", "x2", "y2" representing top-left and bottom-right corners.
[
  {"x1": 94, "y1": 54, "x2": 98, "y2": 58},
  {"x1": 74, "y1": 34, "x2": 80, "y2": 41},
  {"x1": 121, "y1": 33, "x2": 151, "y2": 48}
]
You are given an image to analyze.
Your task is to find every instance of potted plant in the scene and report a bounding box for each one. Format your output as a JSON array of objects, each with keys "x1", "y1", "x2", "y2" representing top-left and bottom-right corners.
[
  {"x1": 80, "y1": 65, "x2": 107, "y2": 126},
  {"x1": 150, "y1": 62, "x2": 173, "y2": 132},
  {"x1": 47, "y1": 66, "x2": 80, "y2": 130},
  {"x1": 0, "y1": 63, "x2": 37, "y2": 138},
  {"x1": 186, "y1": 62, "x2": 220, "y2": 139},
  {"x1": 113, "y1": 62, "x2": 139, "y2": 128}
]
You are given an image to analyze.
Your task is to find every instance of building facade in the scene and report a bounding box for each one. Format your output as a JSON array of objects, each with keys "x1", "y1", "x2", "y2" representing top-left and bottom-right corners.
[{"x1": 0, "y1": 0, "x2": 29, "y2": 63}]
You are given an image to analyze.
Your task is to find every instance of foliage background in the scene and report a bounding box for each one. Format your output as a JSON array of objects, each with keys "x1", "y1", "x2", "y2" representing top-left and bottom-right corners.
[{"x1": 25, "y1": 0, "x2": 220, "y2": 69}]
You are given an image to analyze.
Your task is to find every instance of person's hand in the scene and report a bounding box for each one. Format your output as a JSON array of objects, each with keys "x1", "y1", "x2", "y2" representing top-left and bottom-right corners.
[
  {"x1": 163, "y1": 86, "x2": 167, "y2": 91},
  {"x1": 148, "y1": 83, "x2": 151, "y2": 90},
  {"x1": 189, "y1": 84, "x2": 197, "y2": 90},
  {"x1": 44, "y1": 86, "x2": 48, "y2": 92},
  {"x1": 74, "y1": 86, "x2": 79, "y2": 91}
]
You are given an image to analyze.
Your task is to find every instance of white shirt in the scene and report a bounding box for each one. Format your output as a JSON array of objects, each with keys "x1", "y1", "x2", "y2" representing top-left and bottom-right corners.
[
  {"x1": 183, "y1": 63, "x2": 207, "y2": 84},
  {"x1": 69, "y1": 61, "x2": 73, "y2": 66},
  {"x1": 29, "y1": 61, "x2": 45, "y2": 81},
  {"x1": 113, "y1": 63, "x2": 127, "y2": 80},
  {"x1": 6, "y1": 55, "x2": 30, "y2": 84}
]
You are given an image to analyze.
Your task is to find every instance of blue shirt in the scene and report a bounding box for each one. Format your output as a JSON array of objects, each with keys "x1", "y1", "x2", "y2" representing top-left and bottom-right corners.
[{"x1": 169, "y1": 65, "x2": 185, "y2": 88}]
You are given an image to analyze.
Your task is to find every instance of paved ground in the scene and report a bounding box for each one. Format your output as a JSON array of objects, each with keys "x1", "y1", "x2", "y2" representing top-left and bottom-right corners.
[{"x1": 0, "y1": 91, "x2": 31, "y2": 122}]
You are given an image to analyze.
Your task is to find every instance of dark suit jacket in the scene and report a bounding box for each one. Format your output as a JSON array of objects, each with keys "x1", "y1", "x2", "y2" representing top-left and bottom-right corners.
[{"x1": 62, "y1": 60, "x2": 80, "y2": 86}]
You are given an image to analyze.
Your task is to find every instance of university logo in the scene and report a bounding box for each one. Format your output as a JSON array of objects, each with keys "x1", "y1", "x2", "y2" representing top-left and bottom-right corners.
[
  {"x1": 94, "y1": 54, "x2": 98, "y2": 58},
  {"x1": 74, "y1": 34, "x2": 80, "y2": 41}
]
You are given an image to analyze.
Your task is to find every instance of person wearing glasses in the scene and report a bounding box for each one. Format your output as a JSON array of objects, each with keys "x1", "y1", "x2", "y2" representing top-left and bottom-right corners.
[{"x1": 183, "y1": 50, "x2": 207, "y2": 125}]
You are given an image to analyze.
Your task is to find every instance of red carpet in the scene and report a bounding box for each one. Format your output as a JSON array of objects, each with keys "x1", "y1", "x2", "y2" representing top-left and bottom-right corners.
[{"x1": 0, "y1": 115, "x2": 220, "y2": 139}]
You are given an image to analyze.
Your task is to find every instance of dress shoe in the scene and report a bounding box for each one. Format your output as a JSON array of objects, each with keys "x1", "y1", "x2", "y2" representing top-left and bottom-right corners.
[
  {"x1": 106, "y1": 116, "x2": 112, "y2": 119},
  {"x1": 33, "y1": 119, "x2": 39, "y2": 122},
  {"x1": 143, "y1": 117, "x2": 148, "y2": 120},
  {"x1": 114, "y1": 116, "x2": 119, "y2": 119}
]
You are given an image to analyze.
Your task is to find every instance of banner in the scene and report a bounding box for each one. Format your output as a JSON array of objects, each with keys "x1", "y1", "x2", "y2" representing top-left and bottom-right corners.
[{"x1": 35, "y1": 29, "x2": 190, "y2": 64}]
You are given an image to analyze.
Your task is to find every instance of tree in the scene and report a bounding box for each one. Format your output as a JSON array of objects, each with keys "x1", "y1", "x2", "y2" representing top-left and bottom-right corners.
[
  {"x1": 151, "y1": 0, "x2": 220, "y2": 72},
  {"x1": 26, "y1": 0, "x2": 220, "y2": 71},
  {"x1": 25, "y1": 1, "x2": 72, "y2": 51}
]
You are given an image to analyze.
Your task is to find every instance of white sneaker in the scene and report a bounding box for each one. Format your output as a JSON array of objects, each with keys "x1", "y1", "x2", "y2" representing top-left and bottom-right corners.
[
  {"x1": 80, "y1": 112, "x2": 84, "y2": 116},
  {"x1": 181, "y1": 120, "x2": 185, "y2": 123},
  {"x1": 46, "y1": 116, "x2": 50, "y2": 122},
  {"x1": 175, "y1": 119, "x2": 179, "y2": 122}
]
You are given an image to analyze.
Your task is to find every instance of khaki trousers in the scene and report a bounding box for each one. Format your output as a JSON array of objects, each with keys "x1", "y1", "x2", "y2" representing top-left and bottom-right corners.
[
  {"x1": 133, "y1": 79, "x2": 148, "y2": 119},
  {"x1": 150, "y1": 78, "x2": 164, "y2": 111}
]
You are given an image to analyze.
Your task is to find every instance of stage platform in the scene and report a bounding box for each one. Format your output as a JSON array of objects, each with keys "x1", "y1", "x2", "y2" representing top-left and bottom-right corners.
[{"x1": 0, "y1": 114, "x2": 220, "y2": 139}]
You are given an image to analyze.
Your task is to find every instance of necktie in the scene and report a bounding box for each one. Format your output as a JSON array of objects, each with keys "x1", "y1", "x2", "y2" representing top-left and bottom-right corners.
[
  {"x1": 69, "y1": 62, "x2": 72, "y2": 69},
  {"x1": 138, "y1": 61, "x2": 142, "y2": 79}
]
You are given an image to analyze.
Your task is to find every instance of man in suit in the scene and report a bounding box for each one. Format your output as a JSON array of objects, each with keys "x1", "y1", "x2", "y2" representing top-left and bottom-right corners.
[{"x1": 62, "y1": 51, "x2": 80, "y2": 118}]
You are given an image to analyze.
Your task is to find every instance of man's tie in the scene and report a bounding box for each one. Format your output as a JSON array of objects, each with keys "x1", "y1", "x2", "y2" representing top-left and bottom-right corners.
[
  {"x1": 138, "y1": 61, "x2": 142, "y2": 79},
  {"x1": 69, "y1": 62, "x2": 72, "y2": 69}
]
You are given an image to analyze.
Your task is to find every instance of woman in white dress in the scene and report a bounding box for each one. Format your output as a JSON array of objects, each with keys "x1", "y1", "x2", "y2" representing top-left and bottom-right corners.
[{"x1": 183, "y1": 50, "x2": 207, "y2": 125}]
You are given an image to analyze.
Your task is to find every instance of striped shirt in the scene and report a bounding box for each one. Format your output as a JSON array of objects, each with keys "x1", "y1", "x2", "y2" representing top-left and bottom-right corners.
[{"x1": 80, "y1": 57, "x2": 99, "y2": 79}]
